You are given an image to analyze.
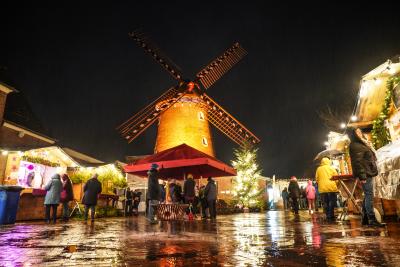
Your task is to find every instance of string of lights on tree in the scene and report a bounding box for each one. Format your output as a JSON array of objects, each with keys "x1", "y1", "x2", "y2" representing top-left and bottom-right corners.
[{"x1": 231, "y1": 146, "x2": 263, "y2": 208}]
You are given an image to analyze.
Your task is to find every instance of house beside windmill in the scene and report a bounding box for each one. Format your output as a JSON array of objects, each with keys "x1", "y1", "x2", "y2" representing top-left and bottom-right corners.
[{"x1": 0, "y1": 81, "x2": 57, "y2": 185}]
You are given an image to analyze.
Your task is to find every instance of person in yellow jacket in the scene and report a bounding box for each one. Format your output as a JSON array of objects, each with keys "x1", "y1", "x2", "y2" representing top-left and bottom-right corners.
[{"x1": 315, "y1": 157, "x2": 338, "y2": 222}]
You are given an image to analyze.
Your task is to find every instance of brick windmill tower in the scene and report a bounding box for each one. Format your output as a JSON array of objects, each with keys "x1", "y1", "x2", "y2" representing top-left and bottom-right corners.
[{"x1": 117, "y1": 31, "x2": 259, "y2": 156}]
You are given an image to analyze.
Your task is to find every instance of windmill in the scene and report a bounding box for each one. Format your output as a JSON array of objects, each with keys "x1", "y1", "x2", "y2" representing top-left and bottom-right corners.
[{"x1": 117, "y1": 30, "x2": 260, "y2": 157}]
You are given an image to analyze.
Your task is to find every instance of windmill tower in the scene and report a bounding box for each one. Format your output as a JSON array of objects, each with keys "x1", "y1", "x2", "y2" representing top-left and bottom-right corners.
[{"x1": 117, "y1": 31, "x2": 260, "y2": 156}]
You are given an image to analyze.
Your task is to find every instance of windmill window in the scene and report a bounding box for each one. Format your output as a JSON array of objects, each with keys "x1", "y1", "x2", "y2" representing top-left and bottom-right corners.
[
  {"x1": 202, "y1": 137, "x2": 208, "y2": 147},
  {"x1": 198, "y1": 111, "x2": 205, "y2": 121}
]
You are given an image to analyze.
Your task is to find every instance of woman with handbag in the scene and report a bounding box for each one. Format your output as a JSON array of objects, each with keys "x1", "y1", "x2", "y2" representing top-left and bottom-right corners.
[{"x1": 60, "y1": 174, "x2": 74, "y2": 222}]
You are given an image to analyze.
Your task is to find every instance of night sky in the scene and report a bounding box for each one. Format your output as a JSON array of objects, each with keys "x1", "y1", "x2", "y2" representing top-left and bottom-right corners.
[{"x1": 1, "y1": 2, "x2": 400, "y2": 178}]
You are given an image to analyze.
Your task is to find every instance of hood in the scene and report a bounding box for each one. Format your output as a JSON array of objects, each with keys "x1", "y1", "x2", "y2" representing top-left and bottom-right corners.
[
  {"x1": 51, "y1": 174, "x2": 60, "y2": 180},
  {"x1": 320, "y1": 157, "x2": 331, "y2": 166}
]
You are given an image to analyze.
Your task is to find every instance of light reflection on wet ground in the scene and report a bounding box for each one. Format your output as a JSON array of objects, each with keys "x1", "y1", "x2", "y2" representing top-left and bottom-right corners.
[{"x1": 0, "y1": 211, "x2": 399, "y2": 266}]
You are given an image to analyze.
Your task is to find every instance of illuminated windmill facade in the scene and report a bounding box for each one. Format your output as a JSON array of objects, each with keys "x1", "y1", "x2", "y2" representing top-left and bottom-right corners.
[{"x1": 117, "y1": 31, "x2": 260, "y2": 156}]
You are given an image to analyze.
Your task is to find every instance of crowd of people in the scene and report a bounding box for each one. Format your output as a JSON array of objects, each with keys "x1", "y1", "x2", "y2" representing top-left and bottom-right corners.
[
  {"x1": 281, "y1": 127, "x2": 386, "y2": 227},
  {"x1": 41, "y1": 127, "x2": 385, "y2": 228},
  {"x1": 43, "y1": 173, "x2": 102, "y2": 223},
  {"x1": 41, "y1": 163, "x2": 217, "y2": 225},
  {"x1": 145, "y1": 163, "x2": 218, "y2": 223}
]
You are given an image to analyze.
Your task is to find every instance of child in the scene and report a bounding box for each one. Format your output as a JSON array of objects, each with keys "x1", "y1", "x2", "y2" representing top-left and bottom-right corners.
[{"x1": 306, "y1": 179, "x2": 316, "y2": 214}]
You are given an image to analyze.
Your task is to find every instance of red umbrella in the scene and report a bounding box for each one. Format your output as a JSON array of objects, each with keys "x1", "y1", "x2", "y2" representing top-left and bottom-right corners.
[{"x1": 124, "y1": 144, "x2": 236, "y2": 179}]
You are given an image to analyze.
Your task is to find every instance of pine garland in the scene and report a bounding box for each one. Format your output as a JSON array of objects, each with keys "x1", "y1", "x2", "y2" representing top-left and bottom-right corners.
[
  {"x1": 372, "y1": 76, "x2": 400, "y2": 148},
  {"x1": 21, "y1": 155, "x2": 60, "y2": 167}
]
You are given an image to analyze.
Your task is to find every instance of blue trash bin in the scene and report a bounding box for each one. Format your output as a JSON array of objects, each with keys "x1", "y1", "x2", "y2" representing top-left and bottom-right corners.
[{"x1": 0, "y1": 186, "x2": 24, "y2": 225}]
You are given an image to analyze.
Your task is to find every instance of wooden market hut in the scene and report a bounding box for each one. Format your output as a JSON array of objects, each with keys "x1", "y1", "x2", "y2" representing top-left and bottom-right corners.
[{"x1": 347, "y1": 57, "x2": 400, "y2": 218}]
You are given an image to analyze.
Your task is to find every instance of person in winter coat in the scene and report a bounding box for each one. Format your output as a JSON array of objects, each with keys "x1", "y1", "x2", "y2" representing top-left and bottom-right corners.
[
  {"x1": 168, "y1": 179, "x2": 178, "y2": 203},
  {"x1": 204, "y1": 177, "x2": 217, "y2": 219},
  {"x1": 199, "y1": 185, "x2": 208, "y2": 219},
  {"x1": 306, "y1": 179, "x2": 316, "y2": 214},
  {"x1": 288, "y1": 176, "x2": 301, "y2": 214},
  {"x1": 44, "y1": 174, "x2": 63, "y2": 223},
  {"x1": 174, "y1": 182, "x2": 183, "y2": 203},
  {"x1": 125, "y1": 187, "x2": 133, "y2": 216},
  {"x1": 147, "y1": 163, "x2": 160, "y2": 223},
  {"x1": 348, "y1": 128, "x2": 385, "y2": 227},
  {"x1": 82, "y1": 173, "x2": 102, "y2": 221},
  {"x1": 60, "y1": 174, "x2": 74, "y2": 222},
  {"x1": 159, "y1": 181, "x2": 166, "y2": 203},
  {"x1": 315, "y1": 157, "x2": 338, "y2": 221},
  {"x1": 132, "y1": 189, "x2": 142, "y2": 216},
  {"x1": 281, "y1": 187, "x2": 289, "y2": 210},
  {"x1": 183, "y1": 174, "x2": 196, "y2": 204}
]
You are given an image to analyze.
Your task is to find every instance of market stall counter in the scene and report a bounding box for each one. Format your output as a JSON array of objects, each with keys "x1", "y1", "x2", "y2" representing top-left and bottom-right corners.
[
  {"x1": 375, "y1": 140, "x2": 400, "y2": 218},
  {"x1": 97, "y1": 193, "x2": 119, "y2": 208},
  {"x1": 331, "y1": 174, "x2": 363, "y2": 219},
  {"x1": 16, "y1": 188, "x2": 63, "y2": 221}
]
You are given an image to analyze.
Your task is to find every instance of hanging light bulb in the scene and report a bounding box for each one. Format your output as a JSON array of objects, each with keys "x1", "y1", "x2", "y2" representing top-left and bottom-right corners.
[
  {"x1": 340, "y1": 123, "x2": 346, "y2": 129},
  {"x1": 387, "y1": 65, "x2": 396, "y2": 75},
  {"x1": 324, "y1": 141, "x2": 329, "y2": 146},
  {"x1": 351, "y1": 115, "x2": 357, "y2": 122},
  {"x1": 374, "y1": 77, "x2": 382, "y2": 85}
]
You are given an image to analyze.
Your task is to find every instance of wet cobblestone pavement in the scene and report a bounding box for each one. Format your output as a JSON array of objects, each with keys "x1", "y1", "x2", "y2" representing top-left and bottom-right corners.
[{"x1": 1, "y1": 211, "x2": 400, "y2": 266}]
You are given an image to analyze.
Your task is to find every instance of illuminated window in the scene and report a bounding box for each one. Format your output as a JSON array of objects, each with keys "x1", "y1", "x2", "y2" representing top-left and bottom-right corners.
[
  {"x1": 198, "y1": 111, "x2": 205, "y2": 121},
  {"x1": 202, "y1": 137, "x2": 208, "y2": 146}
]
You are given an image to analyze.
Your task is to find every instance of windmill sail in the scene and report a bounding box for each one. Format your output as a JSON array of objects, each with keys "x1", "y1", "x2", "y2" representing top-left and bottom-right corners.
[
  {"x1": 117, "y1": 86, "x2": 185, "y2": 143},
  {"x1": 200, "y1": 93, "x2": 260, "y2": 146},
  {"x1": 129, "y1": 30, "x2": 183, "y2": 81},
  {"x1": 196, "y1": 43, "x2": 247, "y2": 90}
]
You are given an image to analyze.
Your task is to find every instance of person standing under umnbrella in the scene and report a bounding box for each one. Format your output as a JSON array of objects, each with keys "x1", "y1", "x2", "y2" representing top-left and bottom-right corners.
[
  {"x1": 183, "y1": 174, "x2": 195, "y2": 204},
  {"x1": 204, "y1": 177, "x2": 217, "y2": 219},
  {"x1": 146, "y1": 163, "x2": 160, "y2": 224}
]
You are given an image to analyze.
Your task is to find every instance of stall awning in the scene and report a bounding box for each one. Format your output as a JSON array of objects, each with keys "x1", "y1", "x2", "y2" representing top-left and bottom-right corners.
[{"x1": 124, "y1": 144, "x2": 236, "y2": 179}]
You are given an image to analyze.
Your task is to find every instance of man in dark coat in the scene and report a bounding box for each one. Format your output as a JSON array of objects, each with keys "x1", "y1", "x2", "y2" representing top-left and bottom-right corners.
[
  {"x1": 147, "y1": 163, "x2": 160, "y2": 223},
  {"x1": 159, "y1": 182, "x2": 166, "y2": 203},
  {"x1": 82, "y1": 173, "x2": 102, "y2": 221},
  {"x1": 132, "y1": 189, "x2": 142, "y2": 216},
  {"x1": 199, "y1": 185, "x2": 208, "y2": 219},
  {"x1": 183, "y1": 174, "x2": 196, "y2": 204},
  {"x1": 281, "y1": 187, "x2": 289, "y2": 210},
  {"x1": 348, "y1": 128, "x2": 385, "y2": 227},
  {"x1": 204, "y1": 177, "x2": 217, "y2": 219},
  {"x1": 125, "y1": 187, "x2": 133, "y2": 216},
  {"x1": 288, "y1": 176, "x2": 300, "y2": 214}
]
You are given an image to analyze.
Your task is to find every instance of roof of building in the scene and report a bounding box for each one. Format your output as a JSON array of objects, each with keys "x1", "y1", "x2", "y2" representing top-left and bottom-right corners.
[
  {"x1": 3, "y1": 91, "x2": 52, "y2": 138},
  {"x1": 62, "y1": 147, "x2": 105, "y2": 167}
]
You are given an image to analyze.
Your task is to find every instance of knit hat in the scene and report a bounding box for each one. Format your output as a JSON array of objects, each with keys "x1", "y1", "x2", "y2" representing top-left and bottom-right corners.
[{"x1": 150, "y1": 163, "x2": 159, "y2": 170}]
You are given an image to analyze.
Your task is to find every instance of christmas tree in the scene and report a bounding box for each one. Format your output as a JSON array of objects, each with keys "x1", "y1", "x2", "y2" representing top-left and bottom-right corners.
[{"x1": 231, "y1": 146, "x2": 262, "y2": 208}]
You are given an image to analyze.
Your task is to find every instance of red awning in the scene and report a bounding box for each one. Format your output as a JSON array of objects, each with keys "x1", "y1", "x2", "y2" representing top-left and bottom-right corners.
[{"x1": 124, "y1": 144, "x2": 236, "y2": 179}]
